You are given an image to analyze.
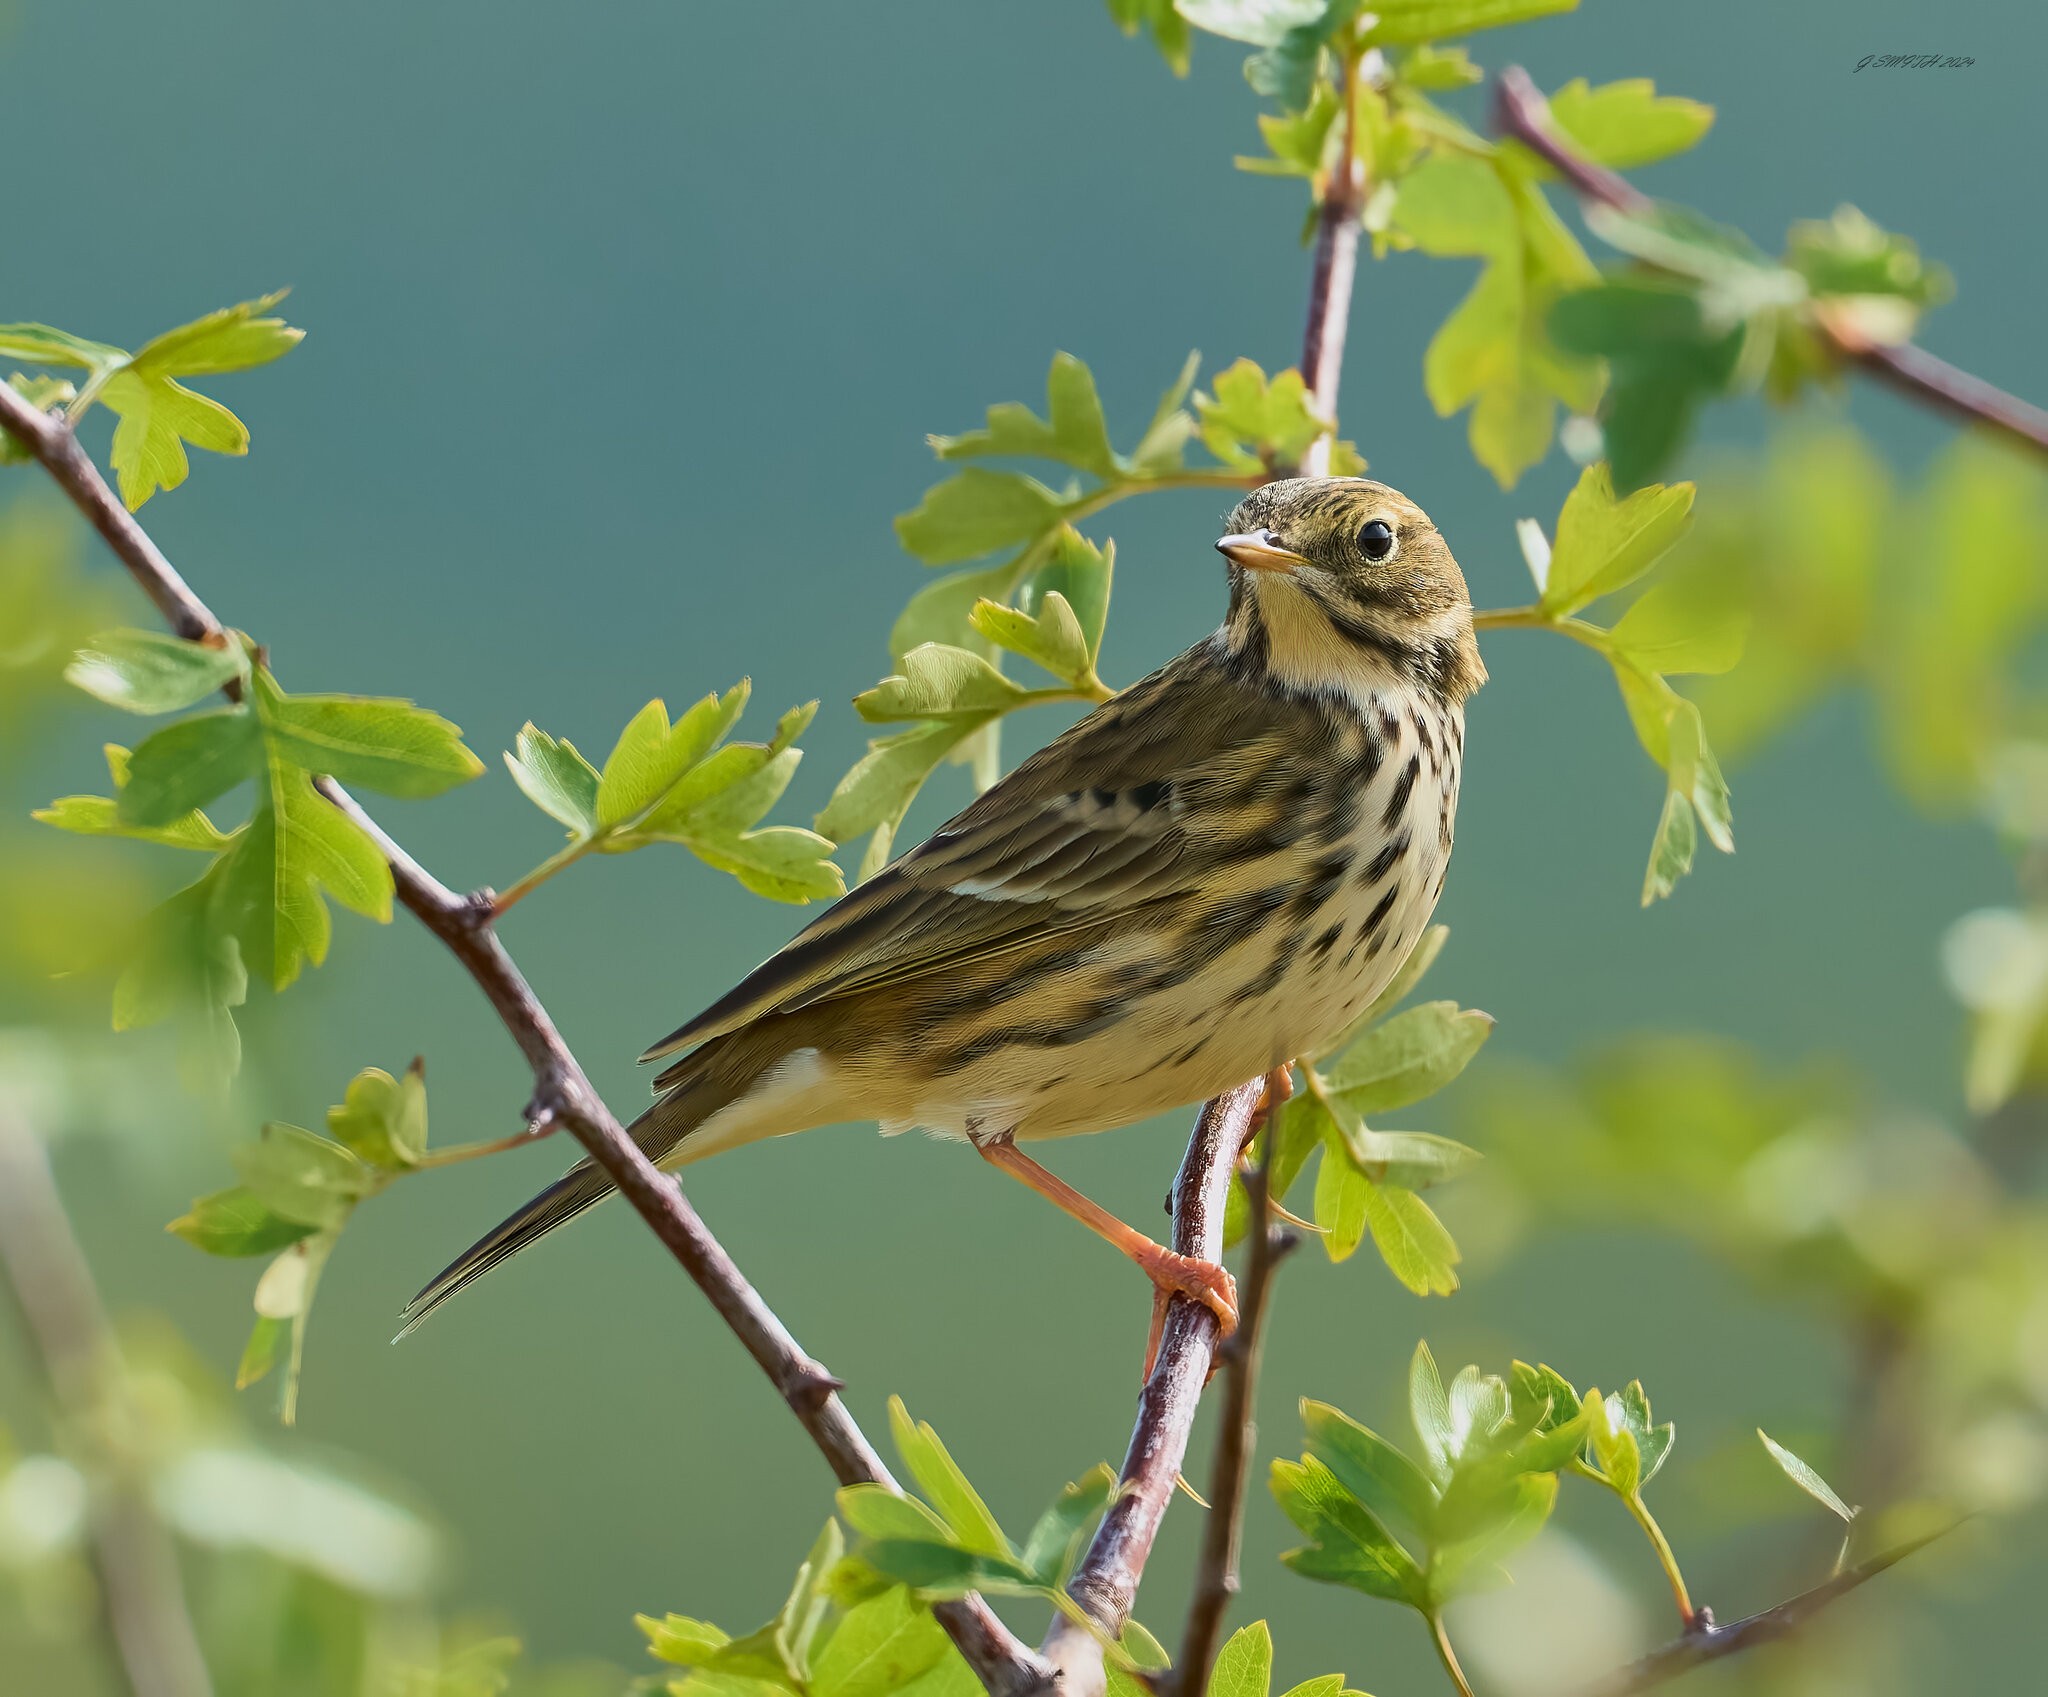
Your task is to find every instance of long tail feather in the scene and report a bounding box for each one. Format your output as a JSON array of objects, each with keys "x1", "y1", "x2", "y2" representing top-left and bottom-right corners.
[{"x1": 395, "y1": 1035, "x2": 784, "y2": 1339}]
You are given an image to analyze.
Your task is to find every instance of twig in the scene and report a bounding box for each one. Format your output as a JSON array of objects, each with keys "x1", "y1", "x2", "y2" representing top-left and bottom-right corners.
[
  {"x1": 0, "y1": 381, "x2": 1053, "y2": 1697},
  {"x1": 1039, "y1": 1079, "x2": 1267, "y2": 1697},
  {"x1": 1582, "y1": 1532, "x2": 1942, "y2": 1697},
  {"x1": 1298, "y1": 44, "x2": 1368, "y2": 478},
  {"x1": 1172, "y1": 1122, "x2": 1300, "y2": 1697},
  {"x1": 0, "y1": 1109, "x2": 215, "y2": 1697},
  {"x1": 1491, "y1": 64, "x2": 2048, "y2": 463}
]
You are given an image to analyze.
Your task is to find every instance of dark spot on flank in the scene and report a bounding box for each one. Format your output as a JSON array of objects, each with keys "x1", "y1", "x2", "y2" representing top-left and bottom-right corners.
[
  {"x1": 1091, "y1": 788, "x2": 1117, "y2": 809},
  {"x1": 1363, "y1": 830, "x2": 1411, "y2": 886},
  {"x1": 1309, "y1": 921, "x2": 1344, "y2": 960},
  {"x1": 1361, "y1": 886, "x2": 1400, "y2": 940},
  {"x1": 1131, "y1": 779, "x2": 1170, "y2": 812},
  {"x1": 1383, "y1": 755, "x2": 1421, "y2": 830}
]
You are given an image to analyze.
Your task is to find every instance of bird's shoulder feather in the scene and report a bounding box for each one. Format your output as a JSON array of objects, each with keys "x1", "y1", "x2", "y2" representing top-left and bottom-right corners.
[{"x1": 639, "y1": 643, "x2": 1313, "y2": 1067}]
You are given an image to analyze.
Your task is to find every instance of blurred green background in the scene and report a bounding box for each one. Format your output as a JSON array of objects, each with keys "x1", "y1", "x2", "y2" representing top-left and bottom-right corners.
[{"x1": 4, "y1": 1, "x2": 2046, "y2": 1691}]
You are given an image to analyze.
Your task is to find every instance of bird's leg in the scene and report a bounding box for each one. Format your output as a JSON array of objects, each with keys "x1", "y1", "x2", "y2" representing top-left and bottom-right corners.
[{"x1": 973, "y1": 1132, "x2": 1238, "y2": 1374}]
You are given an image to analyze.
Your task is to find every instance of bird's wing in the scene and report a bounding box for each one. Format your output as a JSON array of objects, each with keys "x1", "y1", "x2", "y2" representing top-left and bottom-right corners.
[{"x1": 640, "y1": 653, "x2": 1290, "y2": 1063}]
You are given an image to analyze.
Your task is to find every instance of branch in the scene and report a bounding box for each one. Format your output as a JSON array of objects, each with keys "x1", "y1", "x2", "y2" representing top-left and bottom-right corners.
[
  {"x1": 1491, "y1": 64, "x2": 2048, "y2": 463},
  {"x1": 1582, "y1": 1532, "x2": 1943, "y2": 1697},
  {"x1": 0, "y1": 1109, "x2": 215, "y2": 1697},
  {"x1": 1039, "y1": 1079, "x2": 1268, "y2": 1697},
  {"x1": 1298, "y1": 43, "x2": 1368, "y2": 477},
  {"x1": 1172, "y1": 1123, "x2": 1300, "y2": 1697},
  {"x1": 0, "y1": 382, "x2": 1053, "y2": 1697}
]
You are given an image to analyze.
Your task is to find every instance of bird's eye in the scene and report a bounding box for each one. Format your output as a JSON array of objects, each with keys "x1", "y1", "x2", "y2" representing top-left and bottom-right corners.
[{"x1": 1359, "y1": 519, "x2": 1396, "y2": 561}]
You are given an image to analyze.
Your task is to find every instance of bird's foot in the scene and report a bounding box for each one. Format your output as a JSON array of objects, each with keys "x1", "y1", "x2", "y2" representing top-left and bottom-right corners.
[{"x1": 1136, "y1": 1245, "x2": 1238, "y2": 1379}]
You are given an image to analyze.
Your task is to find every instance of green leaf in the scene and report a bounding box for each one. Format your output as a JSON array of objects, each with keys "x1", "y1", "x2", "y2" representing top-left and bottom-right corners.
[
  {"x1": 1758, "y1": 1430, "x2": 1857, "y2": 1522},
  {"x1": 262, "y1": 693, "x2": 485, "y2": 797},
  {"x1": 1546, "y1": 78, "x2": 1713, "y2": 169},
  {"x1": 1641, "y1": 786, "x2": 1697, "y2": 905},
  {"x1": 504, "y1": 724, "x2": 601, "y2": 834},
  {"x1": 1022, "y1": 529, "x2": 1115, "y2": 663},
  {"x1": 1271, "y1": 1456, "x2": 1427, "y2": 1607},
  {"x1": 970, "y1": 592, "x2": 1090, "y2": 687},
  {"x1": 232, "y1": 1122, "x2": 372, "y2": 1229},
  {"x1": 1335, "y1": 1128, "x2": 1482, "y2": 1192},
  {"x1": 1583, "y1": 1389, "x2": 1641, "y2": 1497},
  {"x1": 836, "y1": 1484, "x2": 957, "y2": 1544},
  {"x1": 1362, "y1": 1184, "x2": 1460, "y2": 1296},
  {"x1": 857, "y1": 645, "x2": 1028, "y2": 723},
  {"x1": 1548, "y1": 284, "x2": 1744, "y2": 490},
  {"x1": 1302, "y1": 1401, "x2": 1439, "y2": 1542},
  {"x1": 1612, "y1": 1382, "x2": 1675, "y2": 1486},
  {"x1": 812, "y1": 1586, "x2": 950, "y2": 1697},
  {"x1": 37, "y1": 748, "x2": 234, "y2": 852},
  {"x1": 1363, "y1": 0, "x2": 1578, "y2": 46},
  {"x1": 1204, "y1": 1621, "x2": 1273, "y2": 1697},
  {"x1": 129, "y1": 291, "x2": 304, "y2": 378},
  {"x1": 1608, "y1": 579, "x2": 1749, "y2": 675},
  {"x1": 638, "y1": 1614, "x2": 733, "y2": 1667},
  {"x1": 100, "y1": 370, "x2": 243, "y2": 511},
  {"x1": 112, "y1": 865, "x2": 248, "y2": 1079},
  {"x1": 1196, "y1": 359, "x2": 1345, "y2": 473},
  {"x1": 1020, "y1": 1464, "x2": 1115, "y2": 1588},
  {"x1": 0, "y1": 322, "x2": 123, "y2": 368},
  {"x1": 168, "y1": 1186, "x2": 318, "y2": 1257},
  {"x1": 1410, "y1": 1342, "x2": 1455, "y2": 1481},
  {"x1": 1395, "y1": 155, "x2": 1517, "y2": 260},
  {"x1": 118, "y1": 706, "x2": 261, "y2": 825},
  {"x1": 1324, "y1": 1001, "x2": 1494, "y2": 1112},
  {"x1": 1509, "y1": 1362, "x2": 1582, "y2": 1433},
  {"x1": 1129, "y1": 350, "x2": 1202, "y2": 474},
  {"x1": 1542, "y1": 464, "x2": 1696, "y2": 614},
  {"x1": 687, "y1": 825, "x2": 846, "y2": 905},
  {"x1": 326, "y1": 1062, "x2": 428, "y2": 1169},
  {"x1": 891, "y1": 564, "x2": 1016, "y2": 662},
  {"x1": 896, "y1": 469, "x2": 1067, "y2": 566},
  {"x1": 65, "y1": 628, "x2": 246, "y2": 714},
  {"x1": 597, "y1": 699, "x2": 686, "y2": 827},
  {"x1": 1313, "y1": 1130, "x2": 1370, "y2": 1262},
  {"x1": 1106, "y1": 0, "x2": 1192, "y2": 76},
  {"x1": 932, "y1": 352, "x2": 1118, "y2": 478},
  {"x1": 236, "y1": 1315, "x2": 288, "y2": 1390},
  {"x1": 216, "y1": 768, "x2": 393, "y2": 990},
  {"x1": 1429, "y1": 1471, "x2": 1557, "y2": 1600},
  {"x1": 816, "y1": 720, "x2": 979, "y2": 848},
  {"x1": 887, "y1": 1396, "x2": 1013, "y2": 1560}
]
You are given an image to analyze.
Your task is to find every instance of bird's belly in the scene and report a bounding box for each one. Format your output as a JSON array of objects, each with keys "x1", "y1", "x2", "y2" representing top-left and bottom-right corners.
[{"x1": 895, "y1": 820, "x2": 1452, "y2": 1145}]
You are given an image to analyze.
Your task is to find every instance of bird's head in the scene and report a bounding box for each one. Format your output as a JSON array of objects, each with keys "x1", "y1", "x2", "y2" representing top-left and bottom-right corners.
[{"x1": 1215, "y1": 477, "x2": 1485, "y2": 706}]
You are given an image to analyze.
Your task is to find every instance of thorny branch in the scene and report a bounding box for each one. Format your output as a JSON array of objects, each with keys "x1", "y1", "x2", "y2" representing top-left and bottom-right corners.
[
  {"x1": 0, "y1": 1109, "x2": 215, "y2": 1697},
  {"x1": 1583, "y1": 1533, "x2": 1943, "y2": 1697},
  {"x1": 1040, "y1": 1080, "x2": 1268, "y2": 1697},
  {"x1": 0, "y1": 380, "x2": 1053, "y2": 1697},
  {"x1": 1173, "y1": 1117, "x2": 1300, "y2": 1697},
  {"x1": 1490, "y1": 65, "x2": 2048, "y2": 463}
]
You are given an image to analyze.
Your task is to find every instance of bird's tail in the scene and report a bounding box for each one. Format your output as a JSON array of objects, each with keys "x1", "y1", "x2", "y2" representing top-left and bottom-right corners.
[{"x1": 395, "y1": 1035, "x2": 782, "y2": 1339}]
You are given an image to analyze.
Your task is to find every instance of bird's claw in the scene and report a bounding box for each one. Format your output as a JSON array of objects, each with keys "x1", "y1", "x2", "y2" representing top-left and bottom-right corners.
[{"x1": 1138, "y1": 1248, "x2": 1238, "y2": 1379}]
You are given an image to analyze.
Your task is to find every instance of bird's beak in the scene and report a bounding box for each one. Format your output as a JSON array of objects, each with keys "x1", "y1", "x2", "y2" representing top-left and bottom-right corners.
[{"x1": 1215, "y1": 530, "x2": 1307, "y2": 574}]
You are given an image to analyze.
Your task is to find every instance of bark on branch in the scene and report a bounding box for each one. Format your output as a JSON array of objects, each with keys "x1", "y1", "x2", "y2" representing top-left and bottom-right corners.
[
  {"x1": 1491, "y1": 64, "x2": 2048, "y2": 463},
  {"x1": 0, "y1": 381, "x2": 1052, "y2": 1697}
]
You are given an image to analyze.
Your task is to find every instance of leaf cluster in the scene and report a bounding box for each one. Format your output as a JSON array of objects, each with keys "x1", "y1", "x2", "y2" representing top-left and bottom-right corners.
[
  {"x1": 503, "y1": 683, "x2": 842, "y2": 908},
  {"x1": 37, "y1": 632, "x2": 484, "y2": 1078},
  {"x1": 168, "y1": 1063, "x2": 434, "y2": 1422},
  {"x1": 1271, "y1": 1343, "x2": 1587, "y2": 1632},
  {"x1": 0, "y1": 294, "x2": 304, "y2": 508}
]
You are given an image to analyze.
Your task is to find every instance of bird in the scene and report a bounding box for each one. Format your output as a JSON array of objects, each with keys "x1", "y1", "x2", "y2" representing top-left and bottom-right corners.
[{"x1": 401, "y1": 476, "x2": 1484, "y2": 1348}]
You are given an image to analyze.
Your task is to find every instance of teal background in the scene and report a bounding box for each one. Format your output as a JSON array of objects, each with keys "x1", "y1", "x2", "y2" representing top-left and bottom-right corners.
[{"x1": 4, "y1": 0, "x2": 2044, "y2": 1689}]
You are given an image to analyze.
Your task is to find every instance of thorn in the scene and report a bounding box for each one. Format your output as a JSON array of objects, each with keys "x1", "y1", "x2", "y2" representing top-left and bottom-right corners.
[
  {"x1": 1269, "y1": 1201, "x2": 1322, "y2": 1233},
  {"x1": 789, "y1": 1366, "x2": 845, "y2": 1407},
  {"x1": 1172, "y1": 1472, "x2": 1211, "y2": 1508}
]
